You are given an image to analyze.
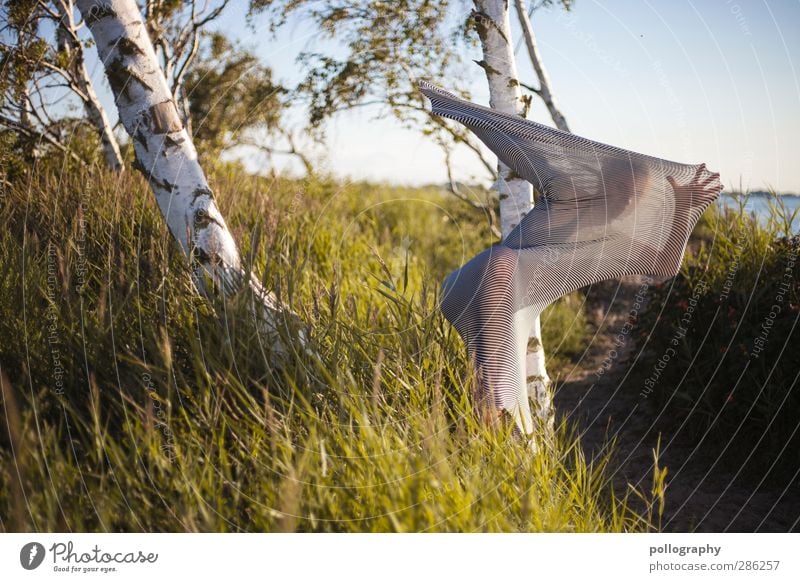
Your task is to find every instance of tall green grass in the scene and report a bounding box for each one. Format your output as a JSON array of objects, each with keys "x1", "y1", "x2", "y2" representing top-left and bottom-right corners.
[{"x1": 0, "y1": 162, "x2": 658, "y2": 532}]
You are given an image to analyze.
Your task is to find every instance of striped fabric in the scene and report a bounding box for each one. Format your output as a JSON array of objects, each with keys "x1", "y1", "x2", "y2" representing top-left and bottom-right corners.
[{"x1": 419, "y1": 81, "x2": 722, "y2": 435}]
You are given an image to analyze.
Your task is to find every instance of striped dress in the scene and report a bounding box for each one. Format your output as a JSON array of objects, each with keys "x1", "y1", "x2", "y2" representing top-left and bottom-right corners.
[{"x1": 419, "y1": 81, "x2": 722, "y2": 435}]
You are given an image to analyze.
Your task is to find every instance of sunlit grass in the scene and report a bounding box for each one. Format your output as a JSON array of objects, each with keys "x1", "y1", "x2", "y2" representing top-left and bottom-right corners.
[{"x1": 0, "y1": 162, "x2": 657, "y2": 532}]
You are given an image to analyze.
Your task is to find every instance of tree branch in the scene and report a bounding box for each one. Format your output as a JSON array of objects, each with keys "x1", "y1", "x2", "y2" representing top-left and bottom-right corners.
[
  {"x1": 515, "y1": 0, "x2": 571, "y2": 132},
  {"x1": 0, "y1": 113, "x2": 88, "y2": 166}
]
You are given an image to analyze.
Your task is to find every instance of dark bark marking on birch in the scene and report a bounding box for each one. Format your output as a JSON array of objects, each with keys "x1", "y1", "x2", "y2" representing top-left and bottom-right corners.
[
  {"x1": 471, "y1": 9, "x2": 509, "y2": 45},
  {"x1": 105, "y1": 57, "x2": 130, "y2": 97},
  {"x1": 164, "y1": 134, "x2": 186, "y2": 148},
  {"x1": 118, "y1": 37, "x2": 145, "y2": 58},
  {"x1": 472, "y1": 10, "x2": 490, "y2": 40},
  {"x1": 193, "y1": 208, "x2": 223, "y2": 229},
  {"x1": 191, "y1": 187, "x2": 214, "y2": 202},
  {"x1": 106, "y1": 58, "x2": 154, "y2": 102},
  {"x1": 474, "y1": 59, "x2": 501, "y2": 77},
  {"x1": 134, "y1": 128, "x2": 148, "y2": 151},
  {"x1": 149, "y1": 174, "x2": 176, "y2": 192}
]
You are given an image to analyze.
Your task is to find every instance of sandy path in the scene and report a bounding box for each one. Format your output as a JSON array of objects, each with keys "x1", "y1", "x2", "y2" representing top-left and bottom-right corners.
[{"x1": 553, "y1": 277, "x2": 800, "y2": 532}]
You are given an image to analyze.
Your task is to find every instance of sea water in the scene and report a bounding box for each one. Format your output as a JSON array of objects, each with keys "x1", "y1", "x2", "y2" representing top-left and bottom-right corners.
[{"x1": 717, "y1": 194, "x2": 800, "y2": 233}]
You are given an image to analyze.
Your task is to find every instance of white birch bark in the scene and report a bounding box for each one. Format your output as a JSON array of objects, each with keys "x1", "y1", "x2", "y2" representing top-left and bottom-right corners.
[
  {"x1": 75, "y1": 0, "x2": 296, "y2": 353},
  {"x1": 472, "y1": 1, "x2": 531, "y2": 237},
  {"x1": 56, "y1": 0, "x2": 124, "y2": 171},
  {"x1": 514, "y1": 0, "x2": 570, "y2": 133},
  {"x1": 472, "y1": 0, "x2": 552, "y2": 425}
]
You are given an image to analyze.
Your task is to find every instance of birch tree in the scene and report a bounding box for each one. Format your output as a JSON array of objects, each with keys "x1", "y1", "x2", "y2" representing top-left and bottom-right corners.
[
  {"x1": 74, "y1": 0, "x2": 296, "y2": 352},
  {"x1": 471, "y1": 0, "x2": 551, "y2": 425},
  {"x1": 0, "y1": 0, "x2": 122, "y2": 170},
  {"x1": 54, "y1": 0, "x2": 124, "y2": 170}
]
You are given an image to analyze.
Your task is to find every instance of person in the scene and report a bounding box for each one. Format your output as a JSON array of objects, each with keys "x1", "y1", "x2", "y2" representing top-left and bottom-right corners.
[{"x1": 419, "y1": 82, "x2": 722, "y2": 443}]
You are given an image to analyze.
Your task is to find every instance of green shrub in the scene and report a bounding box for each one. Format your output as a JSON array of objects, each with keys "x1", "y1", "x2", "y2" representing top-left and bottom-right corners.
[{"x1": 632, "y1": 195, "x2": 800, "y2": 480}]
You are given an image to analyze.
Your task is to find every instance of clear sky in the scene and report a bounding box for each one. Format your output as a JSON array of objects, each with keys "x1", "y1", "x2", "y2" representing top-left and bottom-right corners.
[{"x1": 85, "y1": 1, "x2": 800, "y2": 192}]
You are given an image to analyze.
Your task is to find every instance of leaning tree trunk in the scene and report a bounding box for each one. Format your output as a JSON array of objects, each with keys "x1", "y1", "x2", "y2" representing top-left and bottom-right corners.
[
  {"x1": 514, "y1": 0, "x2": 570, "y2": 133},
  {"x1": 472, "y1": 0, "x2": 552, "y2": 426},
  {"x1": 56, "y1": 0, "x2": 124, "y2": 171},
  {"x1": 75, "y1": 0, "x2": 295, "y2": 352}
]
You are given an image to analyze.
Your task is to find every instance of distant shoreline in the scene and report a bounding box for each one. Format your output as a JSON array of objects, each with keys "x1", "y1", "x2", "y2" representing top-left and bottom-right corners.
[{"x1": 723, "y1": 191, "x2": 799, "y2": 198}]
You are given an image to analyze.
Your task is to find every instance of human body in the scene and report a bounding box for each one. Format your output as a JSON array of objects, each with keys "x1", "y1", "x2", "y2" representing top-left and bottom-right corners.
[{"x1": 419, "y1": 82, "x2": 722, "y2": 439}]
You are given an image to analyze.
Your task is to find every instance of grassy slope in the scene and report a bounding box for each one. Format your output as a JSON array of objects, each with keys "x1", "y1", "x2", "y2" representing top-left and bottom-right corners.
[{"x1": 0, "y1": 162, "x2": 662, "y2": 532}]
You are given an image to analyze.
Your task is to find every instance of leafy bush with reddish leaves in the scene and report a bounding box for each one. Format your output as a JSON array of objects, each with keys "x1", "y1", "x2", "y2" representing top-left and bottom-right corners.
[{"x1": 632, "y1": 198, "x2": 800, "y2": 480}]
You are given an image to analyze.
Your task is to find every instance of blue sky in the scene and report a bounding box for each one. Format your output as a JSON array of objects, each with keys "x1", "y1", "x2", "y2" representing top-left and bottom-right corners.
[{"x1": 87, "y1": 1, "x2": 800, "y2": 192}]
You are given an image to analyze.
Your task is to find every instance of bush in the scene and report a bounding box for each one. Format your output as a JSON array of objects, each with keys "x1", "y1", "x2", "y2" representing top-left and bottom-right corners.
[{"x1": 632, "y1": 195, "x2": 800, "y2": 481}]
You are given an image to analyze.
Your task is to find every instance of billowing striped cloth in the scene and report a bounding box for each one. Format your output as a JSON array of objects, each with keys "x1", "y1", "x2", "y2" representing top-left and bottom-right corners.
[{"x1": 419, "y1": 81, "x2": 722, "y2": 423}]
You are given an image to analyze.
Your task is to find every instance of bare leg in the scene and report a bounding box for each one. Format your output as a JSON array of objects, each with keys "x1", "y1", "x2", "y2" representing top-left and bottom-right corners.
[{"x1": 440, "y1": 246, "x2": 539, "y2": 445}]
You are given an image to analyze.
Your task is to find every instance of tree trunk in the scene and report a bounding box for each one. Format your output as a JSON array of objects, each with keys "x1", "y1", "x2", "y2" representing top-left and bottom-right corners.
[
  {"x1": 75, "y1": 0, "x2": 295, "y2": 353},
  {"x1": 472, "y1": 1, "x2": 531, "y2": 238},
  {"x1": 514, "y1": 0, "x2": 570, "y2": 133},
  {"x1": 56, "y1": 0, "x2": 124, "y2": 171},
  {"x1": 472, "y1": 0, "x2": 552, "y2": 426}
]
